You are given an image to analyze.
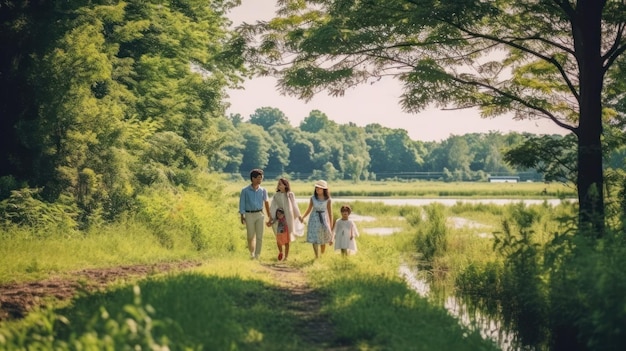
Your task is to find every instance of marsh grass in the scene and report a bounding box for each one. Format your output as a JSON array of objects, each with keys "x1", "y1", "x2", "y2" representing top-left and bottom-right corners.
[
  {"x1": 0, "y1": 216, "x2": 501, "y2": 350},
  {"x1": 1, "y1": 250, "x2": 500, "y2": 350},
  {"x1": 4, "y1": 176, "x2": 572, "y2": 350},
  {"x1": 301, "y1": 235, "x2": 499, "y2": 350},
  {"x1": 223, "y1": 177, "x2": 575, "y2": 199}
]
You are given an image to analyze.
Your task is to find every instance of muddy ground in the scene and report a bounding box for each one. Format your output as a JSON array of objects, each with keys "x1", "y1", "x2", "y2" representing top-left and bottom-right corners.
[
  {"x1": 0, "y1": 261, "x2": 200, "y2": 321},
  {"x1": 0, "y1": 261, "x2": 348, "y2": 350}
]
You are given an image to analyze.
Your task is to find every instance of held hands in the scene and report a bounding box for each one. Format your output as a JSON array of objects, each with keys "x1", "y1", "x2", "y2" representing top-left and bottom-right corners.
[{"x1": 266, "y1": 219, "x2": 273, "y2": 227}]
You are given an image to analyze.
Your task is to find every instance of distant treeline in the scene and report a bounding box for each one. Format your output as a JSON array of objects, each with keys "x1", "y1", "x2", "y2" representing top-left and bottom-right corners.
[{"x1": 225, "y1": 107, "x2": 626, "y2": 183}]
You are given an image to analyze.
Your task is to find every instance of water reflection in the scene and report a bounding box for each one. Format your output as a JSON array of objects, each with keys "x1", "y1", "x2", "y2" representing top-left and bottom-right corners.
[{"x1": 400, "y1": 264, "x2": 531, "y2": 351}]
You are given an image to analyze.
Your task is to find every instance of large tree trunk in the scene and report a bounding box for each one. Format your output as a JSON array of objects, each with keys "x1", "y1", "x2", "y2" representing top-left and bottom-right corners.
[{"x1": 574, "y1": 0, "x2": 605, "y2": 237}]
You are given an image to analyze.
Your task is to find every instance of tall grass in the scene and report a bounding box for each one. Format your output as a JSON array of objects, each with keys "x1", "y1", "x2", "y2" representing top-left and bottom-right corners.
[
  {"x1": 0, "y1": 222, "x2": 194, "y2": 284},
  {"x1": 443, "y1": 199, "x2": 626, "y2": 351},
  {"x1": 222, "y1": 178, "x2": 576, "y2": 199},
  {"x1": 0, "y1": 173, "x2": 245, "y2": 284},
  {"x1": 0, "y1": 176, "x2": 503, "y2": 350},
  {"x1": 0, "y1": 251, "x2": 500, "y2": 350}
]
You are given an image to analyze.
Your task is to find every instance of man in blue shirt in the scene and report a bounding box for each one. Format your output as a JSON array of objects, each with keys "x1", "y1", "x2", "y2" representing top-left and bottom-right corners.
[{"x1": 239, "y1": 168, "x2": 271, "y2": 259}]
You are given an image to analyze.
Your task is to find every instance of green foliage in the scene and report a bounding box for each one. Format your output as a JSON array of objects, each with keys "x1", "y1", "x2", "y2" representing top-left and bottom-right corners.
[
  {"x1": 413, "y1": 204, "x2": 448, "y2": 263},
  {"x1": 132, "y1": 171, "x2": 238, "y2": 253},
  {"x1": 447, "y1": 198, "x2": 626, "y2": 350},
  {"x1": 238, "y1": 123, "x2": 272, "y2": 171},
  {"x1": 0, "y1": 188, "x2": 78, "y2": 235},
  {"x1": 547, "y1": 231, "x2": 626, "y2": 351},
  {"x1": 504, "y1": 134, "x2": 578, "y2": 183},
  {"x1": 249, "y1": 107, "x2": 291, "y2": 129},
  {"x1": 492, "y1": 205, "x2": 549, "y2": 347},
  {"x1": 299, "y1": 110, "x2": 337, "y2": 133},
  {"x1": 0, "y1": 176, "x2": 25, "y2": 200},
  {"x1": 1, "y1": 0, "x2": 244, "y2": 229},
  {"x1": 0, "y1": 285, "x2": 198, "y2": 350}
]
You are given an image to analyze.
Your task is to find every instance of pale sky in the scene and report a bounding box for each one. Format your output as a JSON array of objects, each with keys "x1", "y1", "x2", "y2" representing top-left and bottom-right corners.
[{"x1": 225, "y1": 0, "x2": 569, "y2": 142}]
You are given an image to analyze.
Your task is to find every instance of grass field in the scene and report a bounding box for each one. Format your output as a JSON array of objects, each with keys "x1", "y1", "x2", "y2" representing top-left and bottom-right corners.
[
  {"x1": 223, "y1": 177, "x2": 575, "y2": 199},
  {"x1": 2, "y1": 176, "x2": 579, "y2": 350}
]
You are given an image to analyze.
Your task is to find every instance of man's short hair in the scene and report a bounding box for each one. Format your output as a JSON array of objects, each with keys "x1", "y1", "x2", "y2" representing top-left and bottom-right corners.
[{"x1": 250, "y1": 168, "x2": 264, "y2": 180}]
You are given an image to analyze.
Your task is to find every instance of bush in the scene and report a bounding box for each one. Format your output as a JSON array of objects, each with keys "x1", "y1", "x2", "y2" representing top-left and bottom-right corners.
[
  {"x1": 0, "y1": 286, "x2": 198, "y2": 350},
  {"x1": 0, "y1": 188, "x2": 78, "y2": 236},
  {"x1": 414, "y1": 204, "x2": 448, "y2": 263}
]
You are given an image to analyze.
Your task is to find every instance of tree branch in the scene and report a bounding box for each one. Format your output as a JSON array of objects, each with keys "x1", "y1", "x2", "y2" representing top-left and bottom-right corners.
[
  {"x1": 450, "y1": 75, "x2": 577, "y2": 133},
  {"x1": 444, "y1": 22, "x2": 580, "y2": 102}
]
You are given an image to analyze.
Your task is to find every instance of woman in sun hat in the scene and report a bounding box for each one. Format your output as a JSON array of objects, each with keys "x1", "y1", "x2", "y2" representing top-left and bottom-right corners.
[{"x1": 300, "y1": 180, "x2": 333, "y2": 258}]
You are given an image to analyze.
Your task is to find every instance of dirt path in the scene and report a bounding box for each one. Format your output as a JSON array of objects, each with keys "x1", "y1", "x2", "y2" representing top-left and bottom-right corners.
[
  {"x1": 0, "y1": 261, "x2": 200, "y2": 321},
  {"x1": 0, "y1": 261, "x2": 347, "y2": 349},
  {"x1": 259, "y1": 262, "x2": 352, "y2": 350}
]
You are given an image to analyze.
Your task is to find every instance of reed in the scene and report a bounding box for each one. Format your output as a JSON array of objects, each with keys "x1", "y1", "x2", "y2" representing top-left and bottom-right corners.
[{"x1": 222, "y1": 177, "x2": 575, "y2": 199}]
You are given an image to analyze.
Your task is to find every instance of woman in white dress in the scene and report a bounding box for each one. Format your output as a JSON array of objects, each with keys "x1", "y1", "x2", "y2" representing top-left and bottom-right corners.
[
  {"x1": 333, "y1": 204, "x2": 359, "y2": 256},
  {"x1": 268, "y1": 178, "x2": 303, "y2": 261}
]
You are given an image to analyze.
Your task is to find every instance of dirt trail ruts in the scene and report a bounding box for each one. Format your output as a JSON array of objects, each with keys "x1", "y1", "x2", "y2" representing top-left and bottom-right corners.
[
  {"x1": 0, "y1": 261, "x2": 200, "y2": 321},
  {"x1": 1, "y1": 260, "x2": 351, "y2": 350},
  {"x1": 261, "y1": 262, "x2": 353, "y2": 351}
]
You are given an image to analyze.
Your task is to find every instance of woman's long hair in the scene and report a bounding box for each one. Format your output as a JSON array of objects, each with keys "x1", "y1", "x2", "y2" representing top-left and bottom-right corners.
[
  {"x1": 313, "y1": 187, "x2": 330, "y2": 200},
  {"x1": 276, "y1": 178, "x2": 291, "y2": 192}
]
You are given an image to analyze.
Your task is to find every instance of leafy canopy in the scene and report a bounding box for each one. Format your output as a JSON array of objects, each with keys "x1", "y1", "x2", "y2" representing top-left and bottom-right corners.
[{"x1": 244, "y1": 0, "x2": 626, "y2": 132}]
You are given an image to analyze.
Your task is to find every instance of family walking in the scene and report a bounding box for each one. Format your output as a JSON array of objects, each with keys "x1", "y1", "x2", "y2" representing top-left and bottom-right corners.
[{"x1": 239, "y1": 170, "x2": 358, "y2": 260}]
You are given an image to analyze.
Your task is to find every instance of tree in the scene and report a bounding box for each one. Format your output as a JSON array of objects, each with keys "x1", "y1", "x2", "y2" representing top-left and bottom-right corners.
[
  {"x1": 447, "y1": 136, "x2": 473, "y2": 176},
  {"x1": 238, "y1": 123, "x2": 272, "y2": 173},
  {"x1": 265, "y1": 123, "x2": 291, "y2": 174},
  {"x1": 504, "y1": 134, "x2": 578, "y2": 184},
  {"x1": 209, "y1": 117, "x2": 245, "y2": 173},
  {"x1": 365, "y1": 124, "x2": 423, "y2": 176},
  {"x1": 300, "y1": 110, "x2": 337, "y2": 133},
  {"x1": 245, "y1": 0, "x2": 626, "y2": 236},
  {"x1": 249, "y1": 106, "x2": 291, "y2": 129},
  {"x1": 337, "y1": 123, "x2": 370, "y2": 181},
  {"x1": 286, "y1": 136, "x2": 315, "y2": 175},
  {"x1": 0, "y1": 0, "x2": 244, "y2": 223}
]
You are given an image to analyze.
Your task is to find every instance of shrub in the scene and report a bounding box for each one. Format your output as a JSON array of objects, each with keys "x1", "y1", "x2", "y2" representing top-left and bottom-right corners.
[
  {"x1": 0, "y1": 188, "x2": 78, "y2": 236},
  {"x1": 0, "y1": 286, "x2": 198, "y2": 350},
  {"x1": 414, "y1": 204, "x2": 448, "y2": 263}
]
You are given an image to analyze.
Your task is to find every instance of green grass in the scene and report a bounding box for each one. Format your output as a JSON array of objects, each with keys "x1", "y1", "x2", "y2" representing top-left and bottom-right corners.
[
  {"x1": 1, "y1": 248, "x2": 500, "y2": 351},
  {"x1": 224, "y1": 176, "x2": 576, "y2": 199},
  {"x1": 0, "y1": 230, "x2": 501, "y2": 350},
  {"x1": 0, "y1": 221, "x2": 213, "y2": 285},
  {"x1": 6, "y1": 177, "x2": 577, "y2": 350}
]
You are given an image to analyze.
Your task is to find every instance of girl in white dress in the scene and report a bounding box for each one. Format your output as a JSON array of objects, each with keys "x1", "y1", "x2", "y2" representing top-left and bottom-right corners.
[{"x1": 333, "y1": 204, "x2": 359, "y2": 256}]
